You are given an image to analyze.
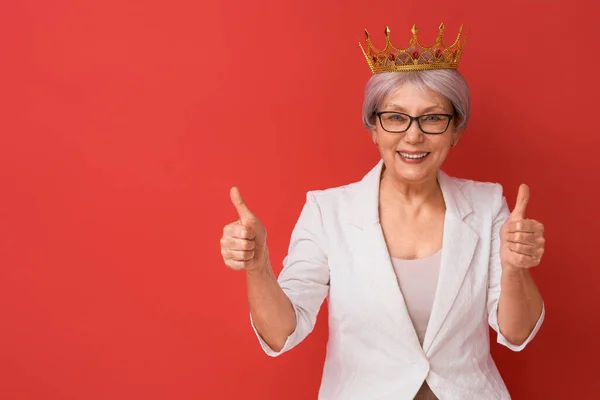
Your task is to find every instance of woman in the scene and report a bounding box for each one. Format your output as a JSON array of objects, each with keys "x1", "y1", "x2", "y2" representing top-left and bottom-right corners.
[{"x1": 220, "y1": 24, "x2": 545, "y2": 400}]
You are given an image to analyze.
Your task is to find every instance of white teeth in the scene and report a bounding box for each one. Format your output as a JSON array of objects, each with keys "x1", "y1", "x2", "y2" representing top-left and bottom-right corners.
[{"x1": 399, "y1": 152, "x2": 429, "y2": 159}]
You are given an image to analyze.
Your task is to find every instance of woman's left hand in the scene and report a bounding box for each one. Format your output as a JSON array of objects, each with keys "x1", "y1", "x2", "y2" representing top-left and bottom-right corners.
[{"x1": 500, "y1": 184, "x2": 545, "y2": 270}]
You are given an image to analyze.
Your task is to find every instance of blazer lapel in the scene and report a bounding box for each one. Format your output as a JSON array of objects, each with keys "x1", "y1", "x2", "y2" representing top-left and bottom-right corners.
[
  {"x1": 349, "y1": 160, "x2": 424, "y2": 357},
  {"x1": 422, "y1": 170, "x2": 479, "y2": 353}
]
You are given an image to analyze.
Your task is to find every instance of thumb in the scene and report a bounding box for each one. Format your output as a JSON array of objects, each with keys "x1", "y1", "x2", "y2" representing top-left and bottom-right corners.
[
  {"x1": 230, "y1": 187, "x2": 256, "y2": 225},
  {"x1": 510, "y1": 183, "x2": 530, "y2": 220}
]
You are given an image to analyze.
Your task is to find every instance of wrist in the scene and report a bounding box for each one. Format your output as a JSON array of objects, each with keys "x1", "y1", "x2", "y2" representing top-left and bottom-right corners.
[
  {"x1": 246, "y1": 262, "x2": 270, "y2": 277},
  {"x1": 501, "y1": 263, "x2": 529, "y2": 280},
  {"x1": 245, "y1": 248, "x2": 271, "y2": 276}
]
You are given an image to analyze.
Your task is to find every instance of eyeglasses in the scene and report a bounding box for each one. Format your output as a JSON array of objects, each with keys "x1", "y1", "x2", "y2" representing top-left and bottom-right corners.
[{"x1": 375, "y1": 111, "x2": 455, "y2": 134}]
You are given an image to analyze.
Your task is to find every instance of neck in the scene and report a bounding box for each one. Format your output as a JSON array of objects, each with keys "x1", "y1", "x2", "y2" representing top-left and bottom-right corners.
[{"x1": 379, "y1": 167, "x2": 441, "y2": 210}]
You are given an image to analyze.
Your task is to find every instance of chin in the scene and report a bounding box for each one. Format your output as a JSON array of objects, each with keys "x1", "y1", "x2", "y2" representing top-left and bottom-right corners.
[
  {"x1": 389, "y1": 156, "x2": 437, "y2": 182},
  {"x1": 396, "y1": 167, "x2": 431, "y2": 182}
]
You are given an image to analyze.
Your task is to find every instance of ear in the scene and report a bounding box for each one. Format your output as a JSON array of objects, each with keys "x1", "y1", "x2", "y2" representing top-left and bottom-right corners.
[
  {"x1": 451, "y1": 131, "x2": 461, "y2": 147},
  {"x1": 370, "y1": 128, "x2": 379, "y2": 146},
  {"x1": 450, "y1": 116, "x2": 462, "y2": 147}
]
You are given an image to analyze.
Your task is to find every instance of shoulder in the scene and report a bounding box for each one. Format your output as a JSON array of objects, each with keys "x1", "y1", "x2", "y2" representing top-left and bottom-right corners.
[
  {"x1": 445, "y1": 173, "x2": 507, "y2": 216},
  {"x1": 291, "y1": 179, "x2": 367, "y2": 230},
  {"x1": 304, "y1": 180, "x2": 363, "y2": 208},
  {"x1": 307, "y1": 182, "x2": 357, "y2": 198},
  {"x1": 451, "y1": 175, "x2": 503, "y2": 199},
  {"x1": 303, "y1": 160, "x2": 383, "y2": 206}
]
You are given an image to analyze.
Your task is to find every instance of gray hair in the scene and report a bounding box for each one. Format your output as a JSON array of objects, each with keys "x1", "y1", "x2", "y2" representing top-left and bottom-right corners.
[{"x1": 362, "y1": 69, "x2": 471, "y2": 133}]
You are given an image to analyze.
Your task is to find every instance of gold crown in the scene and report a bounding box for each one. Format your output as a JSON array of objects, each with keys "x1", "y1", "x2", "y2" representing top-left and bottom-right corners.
[{"x1": 359, "y1": 23, "x2": 468, "y2": 73}]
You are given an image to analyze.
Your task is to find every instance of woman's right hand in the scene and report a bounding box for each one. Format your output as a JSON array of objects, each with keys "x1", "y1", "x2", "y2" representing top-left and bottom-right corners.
[
  {"x1": 220, "y1": 187, "x2": 268, "y2": 273},
  {"x1": 223, "y1": 188, "x2": 295, "y2": 353}
]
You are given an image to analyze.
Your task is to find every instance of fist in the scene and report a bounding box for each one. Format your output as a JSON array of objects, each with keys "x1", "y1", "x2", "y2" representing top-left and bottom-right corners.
[
  {"x1": 220, "y1": 187, "x2": 268, "y2": 272},
  {"x1": 500, "y1": 184, "x2": 545, "y2": 270}
]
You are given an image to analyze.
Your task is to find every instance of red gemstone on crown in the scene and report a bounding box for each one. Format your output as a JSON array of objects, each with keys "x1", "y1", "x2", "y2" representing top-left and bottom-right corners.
[
  {"x1": 412, "y1": 51, "x2": 419, "y2": 59},
  {"x1": 435, "y1": 49, "x2": 442, "y2": 57},
  {"x1": 388, "y1": 54, "x2": 395, "y2": 61}
]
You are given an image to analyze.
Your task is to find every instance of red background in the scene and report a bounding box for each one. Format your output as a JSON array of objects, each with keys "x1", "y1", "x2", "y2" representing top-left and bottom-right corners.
[{"x1": 1, "y1": 0, "x2": 598, "y2": 399}]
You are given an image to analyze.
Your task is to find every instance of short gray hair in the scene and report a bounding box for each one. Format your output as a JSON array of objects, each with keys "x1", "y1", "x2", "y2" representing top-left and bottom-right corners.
[{"x1": 362, "y1": 69, "x2": 471, "y2": 132}]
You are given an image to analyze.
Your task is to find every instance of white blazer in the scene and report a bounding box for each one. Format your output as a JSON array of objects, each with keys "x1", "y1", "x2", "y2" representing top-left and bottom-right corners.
[{"x1": 251, "y1": 159, "x2": 544, "y2": 400}]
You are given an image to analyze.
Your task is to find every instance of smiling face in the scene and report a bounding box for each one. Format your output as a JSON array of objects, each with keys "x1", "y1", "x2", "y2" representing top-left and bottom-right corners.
[{"x1": 370, "y1": 82, "x2": 460, "y2": 185}]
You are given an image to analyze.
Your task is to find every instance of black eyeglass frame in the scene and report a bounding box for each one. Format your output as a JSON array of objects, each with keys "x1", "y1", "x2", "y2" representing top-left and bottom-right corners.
[{"x1": 375, "y1": 111, "x2": 455, "y2": 134}]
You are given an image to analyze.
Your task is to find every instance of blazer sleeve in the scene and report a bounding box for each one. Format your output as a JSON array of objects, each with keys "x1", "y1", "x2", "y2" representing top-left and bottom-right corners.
[
  {"x1": 486, "y1": 184, "x2": 545, "y2": 352},
  {"x1": 250, "y1": 191, "x2": 330, "y2": 356}
]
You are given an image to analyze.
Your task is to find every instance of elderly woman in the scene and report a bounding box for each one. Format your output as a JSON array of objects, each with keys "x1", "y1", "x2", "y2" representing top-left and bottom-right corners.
[{"x1": 220, "y1": 24, "x2": 545, "y2": 400}]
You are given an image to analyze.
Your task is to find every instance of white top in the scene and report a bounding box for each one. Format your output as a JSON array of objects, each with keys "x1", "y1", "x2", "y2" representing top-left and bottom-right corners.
[
  {"x1": 391, "y1": 250, "x2": 443, "y2": 400},
  {"x1": 391, "y1": 249, "x2": 442, "y2": 346}
]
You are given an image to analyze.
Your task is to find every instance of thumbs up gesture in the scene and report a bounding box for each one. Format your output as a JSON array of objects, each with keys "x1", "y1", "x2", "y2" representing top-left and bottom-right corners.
[
  {"x1": 500, "y1": 184, "x2": 546, "y2": 270},
  {"x1": 220, "y1": 187, "x2": 268, "y2": 272}
]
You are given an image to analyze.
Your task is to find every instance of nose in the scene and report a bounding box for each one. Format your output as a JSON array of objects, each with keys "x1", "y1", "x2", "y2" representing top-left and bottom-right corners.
[{"x1": 404, "y1": 120, "x2": 424, "y2": 144}]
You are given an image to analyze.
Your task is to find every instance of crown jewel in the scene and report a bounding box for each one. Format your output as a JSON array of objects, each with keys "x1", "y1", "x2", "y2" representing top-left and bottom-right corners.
[{"x1": 359, "y1": 23, "x2": 468, "y2": 73}]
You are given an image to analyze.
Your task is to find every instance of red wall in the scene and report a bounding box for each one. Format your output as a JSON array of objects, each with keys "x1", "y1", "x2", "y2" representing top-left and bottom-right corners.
[{"x1": 1, "y1": 0, "x2": 598, "y2": 399}]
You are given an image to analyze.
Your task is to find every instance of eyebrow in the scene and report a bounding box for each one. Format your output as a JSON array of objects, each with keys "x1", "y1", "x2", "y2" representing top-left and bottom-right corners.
[{"x1": 381, "y1": 104, "x2": 449, "y2": 114}]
